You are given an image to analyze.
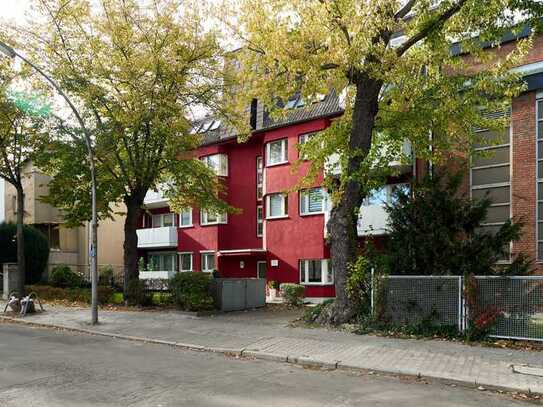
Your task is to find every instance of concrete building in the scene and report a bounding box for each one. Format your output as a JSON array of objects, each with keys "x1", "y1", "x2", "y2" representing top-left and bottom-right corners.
[{"x1": 3, "y1": 161, "x2": 125, "y2": 278}]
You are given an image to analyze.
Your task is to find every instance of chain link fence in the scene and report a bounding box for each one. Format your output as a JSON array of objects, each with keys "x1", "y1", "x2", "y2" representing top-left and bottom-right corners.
[{"x1": 372, "y1": 274, "x2": 543, "y2": 341}]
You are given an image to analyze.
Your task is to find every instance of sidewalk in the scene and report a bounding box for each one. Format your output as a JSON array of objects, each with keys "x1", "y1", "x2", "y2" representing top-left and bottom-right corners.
[{"x1": 2, "y1": 303, "x2": 543, "y2": 394}]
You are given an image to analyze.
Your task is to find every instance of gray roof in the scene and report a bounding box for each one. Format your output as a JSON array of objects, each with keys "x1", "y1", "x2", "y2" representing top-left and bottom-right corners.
[{"x1": 192, "y1": 93, "x2": 343, "y2": 146}]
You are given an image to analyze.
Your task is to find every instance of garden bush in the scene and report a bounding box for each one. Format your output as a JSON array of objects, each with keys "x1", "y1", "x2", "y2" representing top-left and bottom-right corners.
[
  {"x1": 126, "y1": 279, "x2": 153, "y2": 306},
  {"x1": 26, "y1": 285, "x2": 114, "y2": 304},
  {"x1": 280, "y1": 283, "x2": 305, "y2": 306},
  {"x1": 99, "y1": 265, "x2": 115, "y2": 287},
  {"x1": 49, "y1": 265, "x2": 84, "y2": 288},
  {"x1": 168, "y1": 272, "x2": 214, "y2": 312},
  {"x1": 303, "y1": 299, "x2": 334, "y2": 323},
  {"x1": 0, "y1": 222, "x2": 49, "y2": 284}
]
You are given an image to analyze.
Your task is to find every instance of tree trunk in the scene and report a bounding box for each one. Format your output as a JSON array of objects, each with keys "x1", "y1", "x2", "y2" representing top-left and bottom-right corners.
[
  {"x1": 123, "y1": 195, "x2": 143, "y2": 301},
  {"x1": 318, "y1": 76, "x2": 382, "y2": 325},
  {"x1": 15, "y1": 184, "x2": 25, "y2": 298}
]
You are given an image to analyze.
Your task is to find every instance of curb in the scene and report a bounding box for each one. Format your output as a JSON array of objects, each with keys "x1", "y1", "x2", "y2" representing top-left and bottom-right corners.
[{"x1": 1, "y1": 316, "x2": 540, "y2": 396}]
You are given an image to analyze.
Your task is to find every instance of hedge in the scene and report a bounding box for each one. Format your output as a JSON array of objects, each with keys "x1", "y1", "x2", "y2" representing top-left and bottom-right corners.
[{"x1": 0, "y1": 222, "x2": 50, "y2": 284}]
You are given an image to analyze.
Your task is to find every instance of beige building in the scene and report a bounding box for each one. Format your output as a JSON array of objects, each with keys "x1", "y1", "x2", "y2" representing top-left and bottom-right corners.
[{"x1": 3, "y1": 161, "x2": 125, "y2": 279}]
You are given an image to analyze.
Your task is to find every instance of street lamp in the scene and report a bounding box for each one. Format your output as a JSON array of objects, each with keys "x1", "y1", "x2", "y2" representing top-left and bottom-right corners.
[{"x1": 0, "y1": 40, "x2": 100, "y2": 325}]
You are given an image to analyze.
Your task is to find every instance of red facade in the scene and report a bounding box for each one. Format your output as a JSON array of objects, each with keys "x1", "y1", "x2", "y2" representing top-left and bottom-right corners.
[{"x1": 137, "y1": 32, "x2": 543, "y2": 299}]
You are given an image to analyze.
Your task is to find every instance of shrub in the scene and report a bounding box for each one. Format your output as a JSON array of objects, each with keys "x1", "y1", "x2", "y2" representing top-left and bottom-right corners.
[
  {"x1": 0, "y1": 222, "x2": 50, "y2": 284},
  {"x1": 280, "y1": 283, "x2": 305, "y2": 306},
  {"x1": 26, "y1": 285, "x2": 114, "y2": 304},
  {"x1": 49, "y1": 265, "x2": 84, "y2": 288},
  {"x1": 126, "y1": 279, "x2": 153, "y2": 306},
  {"x1": 303, "y1": 299, "x2": 334, "y2": 323},
  {"x1": 99, "y1": 265, "x2": 115, "y2": 287},
  {"x1": 384, "y1": 172, "x2": 532, "y2": 276},
  {"x1": 168, "y1": 272, "x2": 214, "y2": 311}
]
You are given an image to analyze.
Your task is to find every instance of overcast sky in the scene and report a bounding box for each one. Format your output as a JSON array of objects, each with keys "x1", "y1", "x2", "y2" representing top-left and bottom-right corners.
[{"x1": 3, "y1": 1, "x2": 31, "y2": 22}]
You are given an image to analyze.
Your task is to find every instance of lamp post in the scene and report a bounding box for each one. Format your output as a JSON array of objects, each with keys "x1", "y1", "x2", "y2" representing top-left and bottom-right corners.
[{"x1": 0, "y1": 41, "x2": 99, "y2": 325}]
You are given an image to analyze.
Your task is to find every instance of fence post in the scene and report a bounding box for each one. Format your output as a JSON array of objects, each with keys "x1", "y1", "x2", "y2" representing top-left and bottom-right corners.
[
  {"x1": 370, "y1": 267, "x2": 375, "y2": 316},
  {"x1": 457, "y1": 276, "x2": 462, "y2": 333}
]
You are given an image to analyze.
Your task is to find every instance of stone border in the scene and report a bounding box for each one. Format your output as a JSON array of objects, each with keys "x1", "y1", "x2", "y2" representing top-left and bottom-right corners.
[{"x1": 0, "y1": 315, "x2": 539, "y2": 396}]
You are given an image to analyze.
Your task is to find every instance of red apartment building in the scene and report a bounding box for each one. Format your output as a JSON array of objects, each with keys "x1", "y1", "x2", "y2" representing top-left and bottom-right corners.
[{"x1": 136, "y1": 27, "x2": 543, "y2": 301}]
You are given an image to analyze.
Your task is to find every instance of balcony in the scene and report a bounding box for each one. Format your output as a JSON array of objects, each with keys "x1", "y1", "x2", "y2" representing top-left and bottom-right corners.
[
  {"x1": 357, "y1": 204, "x2": 389, "y2": 236},
  {"x1": 324, "y1": 140, "x2": 412, "y2": 177},
  {"x1": 324, "y1": 183, "x2": 409, "y2": 237},
  {"x1": 137, "y1": 226, "x2": 178, "y2": 249},
  {"x1": 143, "y1": 186, "x2": 169, "y2": 208}
]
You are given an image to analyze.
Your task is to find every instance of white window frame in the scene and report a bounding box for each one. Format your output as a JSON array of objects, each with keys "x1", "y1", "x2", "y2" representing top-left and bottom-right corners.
[
  {"x1": 151, "y1": 213, "x2": 176, "y2": 228},
  {"x1": 257, "y1": 205, "x2": 263, "y2": 237},
  {"x1": 266, "y1": 193, "x2": 288, "y2": 219},
  {"x1": 266, "y1": 139, "x2": 288, "y2": 166},
  {"x1": 201, "y1": 251, "x2": 215, "y2": 272},
  {"x1": 178, "y1": 252, "x2": 193, "y2": 272},
  {"x1": 299, "y1": 187, "x2": 326, "y2": 215},
  {"x1": 148, "y1": 252, "x2": 177, "y2": 272},
  {"x1": 299, "y1": 259, "x2": 333, "y2": 286},
  {"x1": 200, "y1": 210, "x2": 227, "y2": 226},
  {"x1": 256, "y1": 156, "x2": 263, "y2": 200},
  {"x1": 179, "y1": 208, "x2": 193, "y2": 228},
  {"x1": 201, "y1": 153, "x2": 228, "y2": 176}
]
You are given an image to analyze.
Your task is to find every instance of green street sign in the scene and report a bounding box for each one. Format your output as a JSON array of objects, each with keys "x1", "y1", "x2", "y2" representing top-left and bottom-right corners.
[{"x1": 7, "y1": 90, "x2": 51, "y2": 118}]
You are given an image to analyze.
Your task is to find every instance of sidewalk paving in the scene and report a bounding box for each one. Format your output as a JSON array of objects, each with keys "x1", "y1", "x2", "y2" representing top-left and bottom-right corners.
[{"x1": 2, "y1": 303, "x2": 543, "y2": 394}]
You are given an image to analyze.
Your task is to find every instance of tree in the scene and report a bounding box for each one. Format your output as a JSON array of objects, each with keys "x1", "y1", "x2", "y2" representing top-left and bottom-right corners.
[
  {"x1": 12, "y1": 0, "x2": 233, "y2": 301},
  {"x1": 384, "y1": 172, "x2": 532, "y2": 277},
  {"x1": 224, "y1": 0, "x2": 543, "y2": 324},
  {"x1": 0, "y1": 64, "x2": 46, "y2": 297}
]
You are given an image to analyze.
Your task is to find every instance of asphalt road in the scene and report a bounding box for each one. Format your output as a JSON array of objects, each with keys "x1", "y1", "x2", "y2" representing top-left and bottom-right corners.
[{"x1": 0, "y1": 324, "x2": 531, "y2": 406}]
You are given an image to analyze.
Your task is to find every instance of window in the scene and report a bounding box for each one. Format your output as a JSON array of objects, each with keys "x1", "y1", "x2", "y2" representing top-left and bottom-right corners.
[
  {"x1": 179, "y1": 253, "x2": 193, "y2": 272},
  {"x1": 266, "y1": 139, "x2": 288, "y2": 166},
  {"x1": 200, "y1": 210, "x2": 227, "y2": 225},
  {"x1": 471, "y1": 123, "x2": 511, "y2": 259},
  {"x1": 256, "y1": 156, "x2": 263, "y2": 200},
  {"x1": 148, "y1": 252, "x2": 177, "y2": 271},
  {"x1": 257, "y1": 205, "x2": 263, "y2": 237},
  {"x1": 538, "y1": 100, "x2": 543, "y2": 260},
  {"x1": 300, "y1": 187, "x2": 326, "y2": 215},
  {"x1": 201, "y1": 153, "x2": 228, "y2": 176},
  {"x1": 362, "y1": 183, "x2": 410, "y2": 206},
  {"x1": 179, "y1": 208, "x2": 192, "y2": 227},
  {"x1": 299, "y1": 259, "x2": 333, "y2": 285},
  {"x1": 151, "y1": 213, "x2": 176, "y2": 228},
  {"x1": 266, "y1": 193, "x2": 288, "y2": 218},
  {"x1": 35, "y1": 224, "x2": 60, "y2": 250},
  {"x1": 201, "y1": 252, "x2": 215, "y2": 272},
  {"x1": 298, "y1": 132, "x2": 316, "y2": 159}
]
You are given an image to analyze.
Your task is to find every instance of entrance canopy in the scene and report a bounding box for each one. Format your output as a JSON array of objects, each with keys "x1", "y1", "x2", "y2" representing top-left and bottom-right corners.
[{"x1": 216, "y1": 249, "x2": 267, "y2": 257}]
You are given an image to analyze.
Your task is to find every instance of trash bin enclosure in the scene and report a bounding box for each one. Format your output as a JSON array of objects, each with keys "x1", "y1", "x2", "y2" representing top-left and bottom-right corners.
[{"x1": 211, "y1": 278, "x2": 266, "y2": 312}]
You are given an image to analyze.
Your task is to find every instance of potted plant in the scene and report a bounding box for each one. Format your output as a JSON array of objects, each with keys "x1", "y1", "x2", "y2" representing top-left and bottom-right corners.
[{"x1": 267, "y1": 280, "x2": 281, "y2": 300}]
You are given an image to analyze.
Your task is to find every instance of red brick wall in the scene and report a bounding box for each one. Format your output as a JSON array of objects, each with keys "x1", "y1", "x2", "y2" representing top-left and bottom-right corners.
[{"x1": 511, "y1": 91, "x2": 540, "y2": 271}]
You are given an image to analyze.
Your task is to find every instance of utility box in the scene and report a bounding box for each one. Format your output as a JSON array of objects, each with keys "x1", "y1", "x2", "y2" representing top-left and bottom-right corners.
[
  {"x1": 3, "y1": 263, "x2": 18, "y2": 300},
  {"x1": 211, "y1": 278, "x2": 266, "y2": 312}
]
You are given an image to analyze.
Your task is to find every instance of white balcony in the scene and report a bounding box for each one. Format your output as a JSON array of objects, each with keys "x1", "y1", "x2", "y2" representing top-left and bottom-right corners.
[
  {"x1": 137, "y1": 226, "x2": 178, "y2": 249},
  {"x1": 144, "y1": 186, "x2": 169, "y2": 208},
  {"x1": 324, "y1": 183, "x2": 409, "y2": 238},
  {"x1": 324, "y1": 140, "x2": 412, "y2": 177},
  {"x1": 139, "y1": 270, "x2": 177, "y2": 280},
  {"x1": 357, "y1": 205, "x2": 389, "y2": 236}
]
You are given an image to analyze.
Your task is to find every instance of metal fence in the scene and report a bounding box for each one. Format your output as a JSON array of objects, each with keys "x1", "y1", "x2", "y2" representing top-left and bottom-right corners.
[{"x1": 372, "y1": 274, "x2": 543, "y2": 341}]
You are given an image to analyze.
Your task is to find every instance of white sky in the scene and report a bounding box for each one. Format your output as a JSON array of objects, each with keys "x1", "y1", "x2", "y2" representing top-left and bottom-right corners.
[{"x1": 2, "y1": 1, "x2": 31, "y2": 22}]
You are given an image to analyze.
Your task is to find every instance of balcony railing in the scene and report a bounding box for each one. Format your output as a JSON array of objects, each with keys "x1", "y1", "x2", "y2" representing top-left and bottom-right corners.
[
  {"x1": 357, "y1": 204, "x2": 389, "y2": 236},
  {"x1": 137, "y1": 226, "x2": 178, "y2": 249},
  {"x1": 143, "y1": 186, "x2": 169, "y2": 208}
]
